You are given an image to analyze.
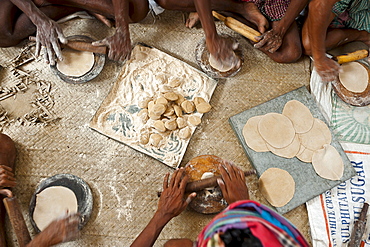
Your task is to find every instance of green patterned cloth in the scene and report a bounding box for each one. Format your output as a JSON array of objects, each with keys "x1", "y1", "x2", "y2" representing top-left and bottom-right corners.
[
  {"x1": 331, "y1": 91, "x2": 370, "y2": 144},
  {"x1": 331, "y1": 0, "x2": 370, "y2": 32}
]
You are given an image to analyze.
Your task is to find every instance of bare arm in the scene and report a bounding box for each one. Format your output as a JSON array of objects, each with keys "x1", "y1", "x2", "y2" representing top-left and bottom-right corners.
[
  {"x1": 9, "y1": 0, "x2": 66, "y2": 65},
  {"x1": 0, "y1": 165, "x2": 16, "y2": 188},
  {"x1": 92, "y1": 0, "x2": 131, "y2": 61},
  {"x1": 255, "y1": 0, "x2": 309, "y2": 52},
  {"x1": 306, "y1": 0, "x2": 341, "y2": 81},
  {"x1": 131, "y1": 168, "x2": 196, "y2": 247}
]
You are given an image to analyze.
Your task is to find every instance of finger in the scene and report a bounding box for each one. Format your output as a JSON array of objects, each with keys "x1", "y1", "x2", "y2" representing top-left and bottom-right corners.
[
  {"x1": 0, "y1": 180, "x2": 16, "y2": 188},
  {"x1": 0, "y1": 165, "x2": 13, "y2": 172},
  {"x1": 219, "y1": 164, "x2": 231, "y2": 183},
  {"x1": 173, "y1": 168, "x2": 183, "y2": 187},
  {"x1": 169, "y1": 169, "x2": 179, "y2": 188},
  {"x1": 254, "y1": 37, "x2": 268, "y2": 49},
  {"x1": 35, "y1": 41, "x2": 41, "y2": 57},
  {"x1": 217, "y1": 178, "x2": 227, "y2": 195},
  {"x1": 185, "y1": 192, "x2": 196, "y2": 205},
  {"x1": 47, "y1": 46, "x2": 55, "y2": 66},
  {"x1": 51, "y1": 40, "x2": 63, "y2": 61},
  {"x1": 56, "y1": 29, "x2": 68, "y2": 44},
  {"x1": 179, "y1": 171, "x2": 188, "y2": 191},
  {"x1": 92, "y1": 39, "x2": 108, "y2": 47},
  {"x1": 162, "y1": 173, "x2": 170, "y2": 190},
  {"x1": 43, "y1": 47, "x2": 50, "y2": 64}
]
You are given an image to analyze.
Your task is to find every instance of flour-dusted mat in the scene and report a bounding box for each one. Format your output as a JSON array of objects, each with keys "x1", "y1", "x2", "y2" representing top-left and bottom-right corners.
[
  {"x1": 229, "y1": 86, "x2": 356, "y2": 214},
  {"x1": 90, "y1": 44, "x2": 217, "y2": 168}
]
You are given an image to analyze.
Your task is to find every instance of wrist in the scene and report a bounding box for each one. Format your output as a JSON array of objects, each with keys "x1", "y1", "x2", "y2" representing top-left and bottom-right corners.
[{"x1": 153, "y1": 210, "x2": 173, "y2": 226}]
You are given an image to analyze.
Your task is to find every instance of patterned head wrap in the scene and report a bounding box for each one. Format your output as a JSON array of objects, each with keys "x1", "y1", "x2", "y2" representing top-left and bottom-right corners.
[{"x1": 195, "y1": 200, "x2": 309, "y2": 247}]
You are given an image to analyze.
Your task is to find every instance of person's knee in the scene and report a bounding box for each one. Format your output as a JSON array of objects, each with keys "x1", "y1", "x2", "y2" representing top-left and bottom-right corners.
[
  {"x1": 155, "y1": 0, "x2": 172, "y2": 9},
  {"x1": 302, "y1": 33, "x2": 312, "y2": 55},
  {"x1": 0, "y1": 31, "x2": 22, "y2": 47},
  {"x1": 271, "y1": 47, "x2": 302, "y2": 63}
]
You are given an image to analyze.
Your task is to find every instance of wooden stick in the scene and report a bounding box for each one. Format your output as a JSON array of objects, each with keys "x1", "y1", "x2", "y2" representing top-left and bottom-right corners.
[
  {"x1": 212, "y1": 11, "x2": 261, "y2": 42},
  {"x1": 3, "y1": 197, "x2": 31, "y2": 247},
  {"x1": 29, "y1": 36, "x2": 108, "y2": 55},
  {"x1": 348, "y1": 202, "x2": 369, "y2": 247},
  {"x1": 335, "y1": 50, "x2": 369, "y2": 64}
]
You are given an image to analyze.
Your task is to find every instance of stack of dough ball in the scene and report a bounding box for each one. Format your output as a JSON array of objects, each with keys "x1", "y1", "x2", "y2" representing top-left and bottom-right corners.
[
  {"x1": 339, "y1": 62, "x2": 369, "y2": 93},
  {"x1": 138, "y1": 92, "x2": 212, "y2": 147},
  {"x1": 243, "y1": 100, "x2": 344, "y2": 181}
]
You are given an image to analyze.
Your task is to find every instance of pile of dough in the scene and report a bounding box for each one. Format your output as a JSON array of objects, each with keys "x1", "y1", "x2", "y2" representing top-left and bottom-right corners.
[
  {"x1": 209, "y1": 53, "x2": 238, "y2": 72},
  {"x1": 243, "y1": 100, "x2": 343, "y2": 180},
  {"x1": 138, "y1": 84, "x2": 212, "y2": 147},
  {"x1": 339, "y1": 62, "x2": 369, "y2": 93},
  {"x1": 56, "y1": 48, "x2": 95, "y2": 77},
  {"x1": 33, "y1": 186, "x2": 78, "y2": 231},
  {"x1": 259, "y1": 168, "x2": 295, "y2": 207}
]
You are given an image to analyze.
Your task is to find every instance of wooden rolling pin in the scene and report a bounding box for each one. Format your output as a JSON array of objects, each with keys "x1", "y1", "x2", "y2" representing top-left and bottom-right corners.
[
  {"x1": 334, "y1": 50, "x2": 369, "y2": 64},
  {"x1": 2, "y1": 191, "x2": 31, "y2": 247},
  {"x1": 212, "y1": 11, "x2": 261, "y2": 42},
  {"x1": 157, "y1": 170, "x2": 256, "y2": 197},
  {"x1": 29, "y1": 36, "x2": 108, "y2": 55}
]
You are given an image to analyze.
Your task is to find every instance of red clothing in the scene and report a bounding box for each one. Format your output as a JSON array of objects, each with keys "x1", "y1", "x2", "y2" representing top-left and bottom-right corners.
[{"x1": 241, "y1": 0, "x2": 291, "y2": 21}]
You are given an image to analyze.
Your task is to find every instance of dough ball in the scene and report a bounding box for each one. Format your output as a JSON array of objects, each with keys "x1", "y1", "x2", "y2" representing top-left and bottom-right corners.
[
  {"x1": 339, "y1": 62, "x2": 369, "y2": 93},
  {"x1": 147, "y1": 100, "x2": 155, "y2": 112},
  {"x1": 259, "y1": 168, "x2": 295, "y2": 208},
  {"x1": 56, "y1": 49, "x2": 94, "y2": 77},
  {"x1": 298, "y1": 118, "x2": 332, "y2": 151},
  {"x1": 140, "y1": 133, "x2": 150, "y2": 145},
  {"x1": 149, "y1": 111, "x2": 161, "y2": 120},
  {"x1": 282, "y1": 100, "x2": 314, "y2": 134},
  {"x1": 151, "y1": 104, "x2": 166, "y2": 116},
  {"x1": 258, "y1": 113, "x2": 295, "y2": 148},
  {"x1": 242, "y1": 116, "x2": 269, "y2": 152},
  {"x1": 138, "y1": 109, "x2": 149, "y2": 122},
  {"x1": 163, "y1": 105, "x2": 175, "y2": 117},
  {"x1": 193, "y1": 97, "x2": 206, "y2": 106},
  {"x1": 33, "y1": 186, "x2": 78, "y2": 231},
  {"x1": 173, "y1": 105, "x2": 183, "y2": 117},
  {"x1": 163, "y1": 92, "x2": 179, "y2": 101},
  {"x1": 196, "y1": 102, "x2": 212, "y2": 114},
  {"x1": 153, "y1": 120, "x2": 166, "y2": 132},
  {"x1": 266, "y1": 134, "x2": 301, "y2": 159},
  {"x1": 179, "y1": 126, "x2": 191, "y2": 139},
  {"x1": 138, "y1": 97, "x2": 152, "y2": 109},
  {"x1": 176, "y1": 117, "x2": 187, "y2": 129},
  {"x1": 312, "y1": 144, "x2": 344, "y2": 180},
  {"x1": 175, "y1": 94, "x2": 186, "y2": 105},
  {"x1": 150, "y1": 133, "x2": 163, "y2": 147},
  {"x1": 155, "y1": 97, "x2": 168, "y2": 105},
  {"x1": 188, "y1": 115, "x2": 201, "y2": 126},
  {"x1": 181, "y1": 100, "x2": 195, "y2": 114},
  {"x1": 164, "y1": 119, "x2": 177, "y2": 130}
]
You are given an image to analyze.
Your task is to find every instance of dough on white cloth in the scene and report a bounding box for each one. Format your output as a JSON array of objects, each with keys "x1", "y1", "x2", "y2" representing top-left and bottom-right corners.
[
  {"x1": 312, "y1": 144, "x2": 344, "y2": 180},
  {"x1": 258, "y1": 113, "x2": 295, "y2": 148},
  {"x1": 57, "y1": 49, "x2": 95, "y2": 77},
  {"x1": 339, "y1": 62, "x2": 369, "y2": 93},
  {"x1": 259, "y1": 168, "x2": 295, "y2": 207},
  {"x1": 282, "y1": 100, "x2": 314, "y2": 133},
  {"x1": 33, "y1": 186, "x2": 78, "y2": 231},
  {"x1": 243, "y1": 116, "x2": 269, "y2": 152}
]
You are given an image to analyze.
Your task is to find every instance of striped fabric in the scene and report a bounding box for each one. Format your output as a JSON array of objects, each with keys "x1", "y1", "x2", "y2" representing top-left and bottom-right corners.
[
  {"x1": 195, "y1": 200, "x2": 309, "y2": 247},
  {"x1": 241, "y1": 0, "x2": 291, "y2": 21},
  {"x1": 331, "y1": 0, "x2": 370, "y2": 32}
]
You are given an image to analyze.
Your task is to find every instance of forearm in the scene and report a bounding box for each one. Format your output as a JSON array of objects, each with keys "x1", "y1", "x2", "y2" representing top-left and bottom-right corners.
[
  {"x1": 112, "y1": 0, "x2": 130, "y2": 34},
  {"x1": 193, "y1": 0, "x2": 217, "y2": 39},
  {"x1": 307, "y1": 0, "x2": 338, "y2": 60},
  {"x1": 9, "y1": 0, "x2": 49, "y2": 26},
  {"x1": 130, "y1": 211, "x2": 172, "y2": 247},
  {"x1": 26, "y1": 233, "x2": 54, "y2": 247}
]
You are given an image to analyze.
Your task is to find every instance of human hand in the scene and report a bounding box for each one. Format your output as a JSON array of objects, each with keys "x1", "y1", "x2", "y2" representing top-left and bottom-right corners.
[
  {"x1": 92, "y1": 27, "x2": 131, "y2": 62},
  {"x1": 156, "y1": 168, "x2": 196, "y2": 222},
  {"x1": 254, "y1": 29, "x2": 283, "y2": 53},
  {"x1": 39, "y1": 213, "x2": 80, "y2": 246},
  {"x1": 206, "y1": 35, "x2": 240, "y2": 70},
  {"x1": 0, "y1": 165, "x2": 16, "y2": 188},
  {"x1": 314, "y1": 56, "x2": 342, "y2": 82},
  {"x1": 33, "y1": 16, "x2": 67, "y2": 66},
  {"x1": 217, "y1": 160, "x2": 249, "y2": 204}
]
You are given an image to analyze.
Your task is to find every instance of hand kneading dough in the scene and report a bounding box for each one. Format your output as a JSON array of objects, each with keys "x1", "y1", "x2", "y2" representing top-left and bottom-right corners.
[
  {"x1": 209, "y1": 54, "x2": 236, "y2": 72},
  {"x1": 259, "y1": 168, "x2": 295, "y2": 207},
  {"x1": 33, "y1": 186, "x2": 78, "y2": 231},
  {"x1": 312, "y1": 144, "x2": 344, "y2": 180},
  {"x1": 282, "y1": 100, "x2": 314, "y2": 133},
  {"x1": 243, "y1": 116, "x2": 268, "y2": 152},
  {"x1": 339, "y1": 62, "x2": 369, "y2": 93},
  {"x1": 258, "y1": 113, "x2": 295, "y2": 148},
  {"x1": 56, "y1": 49, "x2": 95, "y2": 77}
]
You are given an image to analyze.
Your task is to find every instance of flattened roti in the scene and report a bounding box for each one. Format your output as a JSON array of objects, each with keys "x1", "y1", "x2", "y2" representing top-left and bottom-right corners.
[
  {"x1": 259, "y1": 167, "x2": 295, "y2": 207},
  {"x1": 33, "y1": 186, "x2": 78, "y2": 231},
  {"x1": 298, "y1": 118, "x2": 331, "y2": 151},
  {"x1": 312, "y1": 144, "x2": 344, "y2": 180},
  {"x1": 282, "y1": 100, "x2": 314, "y2": 133},
  {"x1": 339, "y1": 62, "x2": 369, "y2": 93},
  {"x1": 57, "y1": 49, "x2": 95, "y2": 77},
  {"x1": 243, "y1": 116, "x2": 269, "y2": 152}
]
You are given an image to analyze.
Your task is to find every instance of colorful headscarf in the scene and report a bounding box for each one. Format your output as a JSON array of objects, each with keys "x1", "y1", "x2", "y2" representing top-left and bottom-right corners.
[{"x1": 195, "y1": 200, "x2": 309, "y2": 247}]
